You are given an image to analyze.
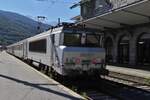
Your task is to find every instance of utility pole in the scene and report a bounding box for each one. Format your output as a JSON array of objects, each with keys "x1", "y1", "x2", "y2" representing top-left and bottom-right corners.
[
  {"x1": 58, "y1": 18, "x2": 61, "y2": 25},
  {"x1": 37, "y1": 16, "x2": 47, "y2": 33}
]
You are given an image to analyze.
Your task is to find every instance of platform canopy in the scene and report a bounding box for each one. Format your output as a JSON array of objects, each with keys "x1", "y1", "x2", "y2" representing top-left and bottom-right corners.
[{"x1": 80, "y1": 0, "x2": 150, "y2": 30}]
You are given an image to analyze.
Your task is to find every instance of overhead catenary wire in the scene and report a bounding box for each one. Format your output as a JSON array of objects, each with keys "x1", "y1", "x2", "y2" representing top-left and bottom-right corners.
[
  {"x1": 35, "y1": 0, "x2": 79, "y2": 24},
  {"x1": 36, "y1": 0, "x2": 76, "y2": 4}
]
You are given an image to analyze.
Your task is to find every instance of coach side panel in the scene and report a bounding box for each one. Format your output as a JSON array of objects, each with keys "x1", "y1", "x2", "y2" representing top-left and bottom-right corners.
[{"x1": 27, "y1": 35, "x2": 52, "y2": 66}]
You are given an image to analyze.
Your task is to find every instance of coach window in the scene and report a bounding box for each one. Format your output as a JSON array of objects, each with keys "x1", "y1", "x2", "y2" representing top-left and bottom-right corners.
[{"x1": 29, "y1": 39, "x2": 47, "y2": 53}]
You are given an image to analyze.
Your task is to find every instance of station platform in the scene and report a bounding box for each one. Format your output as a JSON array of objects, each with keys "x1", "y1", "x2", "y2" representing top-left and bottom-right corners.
[
  {"x1": 0, "y1": 51, "x2": 85, "y2": 100},
  {"x1": 106, "y1": 65, "x2": 150, "y2": 79}
]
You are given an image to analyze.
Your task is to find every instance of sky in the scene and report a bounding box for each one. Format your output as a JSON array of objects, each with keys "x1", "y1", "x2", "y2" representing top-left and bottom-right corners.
[{"x1": 0, "y1": 0, "x2": 80, "y2": 24}]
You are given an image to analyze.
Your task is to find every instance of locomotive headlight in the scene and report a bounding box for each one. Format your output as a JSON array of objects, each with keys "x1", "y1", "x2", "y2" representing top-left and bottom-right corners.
[{"x1": 59, "y1": 45, "x2": 66, "y2": 49}]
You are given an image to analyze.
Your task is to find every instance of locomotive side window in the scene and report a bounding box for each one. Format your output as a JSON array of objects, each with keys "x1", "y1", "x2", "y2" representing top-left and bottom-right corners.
[
  {"x1": 29, "y1": 39, "x2": 46, "y2": 53},
  {"x1": 64, "y1": 33, "x2": 81, "y2": 46}
]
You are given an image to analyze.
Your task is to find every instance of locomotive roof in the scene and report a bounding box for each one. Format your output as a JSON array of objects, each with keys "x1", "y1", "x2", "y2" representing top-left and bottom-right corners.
[
  {"x1": 27, "y1": 26, "x2": 64, "y2": 41},
  {"x1": 63, "y1": 27, "x2": 101, "y2": 34},
  {"x1": 28, "y1": 25, "x2": 102, "y2": 41},
  {"x1": 7, "y1": 23, "x2": 102, "y2": 47}
]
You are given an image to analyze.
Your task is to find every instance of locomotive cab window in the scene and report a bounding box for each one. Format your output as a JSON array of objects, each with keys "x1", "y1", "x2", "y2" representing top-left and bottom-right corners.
[
  {"x1": 63, "y1": 32, "x2": 100, "y2": 47},
  {"x1": 63, "y1": 33, "x2": 81, "y2": 46},
  {"x1": 29, "y1": 39, "x2": 47, "y2": 53},
  {"x1": 86, "y1": 34, "x2": 100, "y2": 47}
]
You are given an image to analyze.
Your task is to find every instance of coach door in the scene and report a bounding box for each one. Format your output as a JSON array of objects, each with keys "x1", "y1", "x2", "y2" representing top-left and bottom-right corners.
[{"x1": 23, "y1": 41, "x2": 28, "y2": 58}]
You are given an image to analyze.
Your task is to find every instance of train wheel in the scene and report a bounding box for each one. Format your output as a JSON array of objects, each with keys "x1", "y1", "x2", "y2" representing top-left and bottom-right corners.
[
  {"x1": 45, "y1": 66, "x2": 49, "y2": 75},
  {"x1": 49, "y1": 67, "x2": 54, "y2": 78},
  {"x1": 39, "y1": 63, "x2": 45, "y2": 71},
  {"x1": 38, "y1": 63, "x2": 42, "y2": 71},
  {"x1": 27, "y1": 59, "x2": 32, "y2": 65}
]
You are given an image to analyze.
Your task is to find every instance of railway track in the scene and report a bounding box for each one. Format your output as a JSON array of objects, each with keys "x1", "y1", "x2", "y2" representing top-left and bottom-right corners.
[
  {"x1": 84, "y1": 90, "x2": 117, "y2": 100},
  {"x1": 99, "y1": 77, "x2": 150, "y2": 100},
  {"x1": 57, "y1": 75, "x2": 150, "y2": 100},
  {"x1": 58, "y1": 77, "x2": 119, "y2": 100},
  {"x1": 24, "y1": 60, "x2": 150, "y2": 100},
  {"x1": 102, "y1": 75, "x2": 150, "y2": 92}
]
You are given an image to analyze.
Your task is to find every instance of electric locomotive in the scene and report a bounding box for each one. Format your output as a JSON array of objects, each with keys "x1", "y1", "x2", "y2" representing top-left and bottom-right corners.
[{"x1": 7, "y1": 23, "x2": 107, "y2": 76}]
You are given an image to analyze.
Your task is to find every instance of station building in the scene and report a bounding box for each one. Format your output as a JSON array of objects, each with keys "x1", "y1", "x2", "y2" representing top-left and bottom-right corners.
[{"x1": 73, "y1": 0, "x2": 150, "y2": 70}]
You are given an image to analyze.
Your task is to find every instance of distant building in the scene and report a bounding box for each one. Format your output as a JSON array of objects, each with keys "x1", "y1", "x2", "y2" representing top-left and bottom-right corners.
[{"x1": 73, "y1": 0, "x2": 150, "y2": 69}]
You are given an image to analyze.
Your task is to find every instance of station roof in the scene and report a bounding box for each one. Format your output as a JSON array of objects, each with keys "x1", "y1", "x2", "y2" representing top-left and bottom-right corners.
[{"x1": 80, "y1": 0, "x2": 150, "y2": 30}]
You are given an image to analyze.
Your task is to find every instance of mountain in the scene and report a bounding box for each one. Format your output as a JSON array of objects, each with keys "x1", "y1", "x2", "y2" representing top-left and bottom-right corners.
[{"x1": 0, "y1": 10, "x2": 50, "y2": 45}]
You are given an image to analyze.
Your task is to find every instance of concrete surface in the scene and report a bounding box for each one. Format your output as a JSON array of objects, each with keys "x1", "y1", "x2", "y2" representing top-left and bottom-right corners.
[
  {"x1": 107, "y1": 65, "x2": 150, "y2": 79},
  {"x1": 0, "y1": 51, "x2": 85, "y2": 100}
]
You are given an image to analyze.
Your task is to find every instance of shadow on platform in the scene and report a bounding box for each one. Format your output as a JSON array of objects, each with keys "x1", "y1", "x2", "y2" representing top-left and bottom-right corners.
[{"x1": 0, "y1": 74, "x2": 82, "y2": 100}]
